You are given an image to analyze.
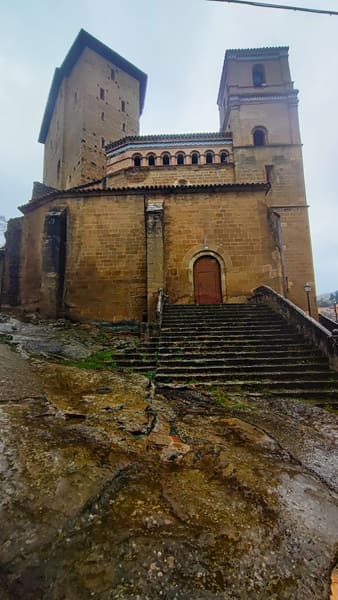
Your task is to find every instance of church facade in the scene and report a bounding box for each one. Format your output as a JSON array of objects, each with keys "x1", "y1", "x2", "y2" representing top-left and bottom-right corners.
[{"x1": 1, "y1": 30, "x2": 316, "y2": 323}]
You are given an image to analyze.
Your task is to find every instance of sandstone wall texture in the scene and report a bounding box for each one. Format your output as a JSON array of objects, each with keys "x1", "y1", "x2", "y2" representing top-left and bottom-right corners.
[
  {"x1": 16, "y1": 185, "x2": 306, "y2": 321},
  {"x1": 20, "y1": 194, "x2": 147, "y2": 322},
  {"x1": 106, "y1": 162, "x2": 235, "y2": 187},
  {"x1": 43, "y1": 48, "x2": 141, "y2": 190}
]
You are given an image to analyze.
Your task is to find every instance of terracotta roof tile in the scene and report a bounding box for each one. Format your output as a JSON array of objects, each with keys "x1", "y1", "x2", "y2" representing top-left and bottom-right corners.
[{"x1": 106, "y1": 132, "x2": 232, "y2": 152}]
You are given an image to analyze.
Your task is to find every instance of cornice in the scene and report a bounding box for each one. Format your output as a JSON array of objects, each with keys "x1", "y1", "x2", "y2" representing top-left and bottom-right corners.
[{"x1": 20, "y1": 182, "x2": 269, "y2": 214}]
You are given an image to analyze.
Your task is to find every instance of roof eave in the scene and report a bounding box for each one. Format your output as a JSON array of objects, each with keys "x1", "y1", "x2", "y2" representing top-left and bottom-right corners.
[{"x1": 19, "y1": 182, "x2": 269, "y2": 214}]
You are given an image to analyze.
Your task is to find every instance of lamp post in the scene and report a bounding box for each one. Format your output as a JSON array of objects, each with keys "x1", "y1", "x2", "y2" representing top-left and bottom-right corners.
[{"x1": 304, "y1": 283, "x2": 312, "y2": 317}]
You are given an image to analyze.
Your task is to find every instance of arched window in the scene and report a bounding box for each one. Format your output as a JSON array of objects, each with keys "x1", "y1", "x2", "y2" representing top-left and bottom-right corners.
[
  {"x1": 220, "y1": 151, "x2": 229, "y2": 164},
  {"x1": 133, "y1": 155, "x2": 142, "y2": 167},
  {"x1": 253, "y1": 128, "x2": 267, "y2": 147},
  {"x1": 148, "y1": 154, "x2": 155, "y2": 166},
  {"x1": 191, "y1": 152, "x2": 199, "y2": 165},
  {"x1": 162, "y1": 153, "x2": 170, "y2": 166},
  {"x1": 205, "y1": 151, "x2": 214, "y2": 164},
  {"x1": 252, "y1": 64, "x2": 266, "y2": 87},
  {"x1": 177, "y1": 153, "x2": 185, "y2": 165}
]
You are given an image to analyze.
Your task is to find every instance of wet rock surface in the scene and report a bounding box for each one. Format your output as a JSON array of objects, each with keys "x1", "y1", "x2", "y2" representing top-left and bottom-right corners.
[{"x1": 0, "y1": 314, "x2": 337, "y2": 599}]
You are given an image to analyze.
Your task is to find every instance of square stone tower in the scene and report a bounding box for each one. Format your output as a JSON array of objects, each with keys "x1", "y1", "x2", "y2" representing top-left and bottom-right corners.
[
  {"x1": 38, "y1": 29, "x2": 147, "y2": 190},
  {"x1": 217, "y1": 47, "x2": 316, "y2": 309}
]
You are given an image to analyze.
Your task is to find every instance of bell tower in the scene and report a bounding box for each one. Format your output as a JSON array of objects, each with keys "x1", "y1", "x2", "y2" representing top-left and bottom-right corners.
[
  {"x1": 217, "y1": 47, "x2": 301, "y2": 147},
  {"x1": 217, "y1": 47, "x2": 316, "y2": 313}
]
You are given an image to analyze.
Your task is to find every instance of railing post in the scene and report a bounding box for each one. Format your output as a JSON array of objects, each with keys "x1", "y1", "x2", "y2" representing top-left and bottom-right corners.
[{"x1": 156, "y1": 287, "x2": 168, "y2": 329}]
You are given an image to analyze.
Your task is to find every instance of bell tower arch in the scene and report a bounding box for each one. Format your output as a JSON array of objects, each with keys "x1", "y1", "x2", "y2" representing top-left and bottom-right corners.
[{"x1": 217, "y1": 47, "x2": 301, "y2": 147}]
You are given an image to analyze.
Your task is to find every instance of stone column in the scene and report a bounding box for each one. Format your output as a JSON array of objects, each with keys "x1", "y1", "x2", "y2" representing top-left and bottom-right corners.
[
  {"x1": 1, "y1": 218, "x2": 23, "y2": 307},
  {"x1": 145, "y1": 201, "x2": 164, "y2": 323},
  {"x1": 40, "y1": 208, "x2": 67, "y2": 318},
  {"x1": 268, "y1": 208, "x2": 287, "y2": 297}
]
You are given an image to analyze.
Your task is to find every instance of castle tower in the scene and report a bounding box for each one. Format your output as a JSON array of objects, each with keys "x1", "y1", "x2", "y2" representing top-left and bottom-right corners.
[
  {"x1": 217, "y1": 47, "x2": 316, "y2": 312},
  {"x1": 38, "y1": 30, "x2": 147, "y2": 190}
]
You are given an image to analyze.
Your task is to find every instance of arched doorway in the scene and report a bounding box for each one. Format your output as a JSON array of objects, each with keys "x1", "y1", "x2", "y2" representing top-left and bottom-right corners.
[{"x1": 194, "y1": 256, "x2": 222, "y2": 304}]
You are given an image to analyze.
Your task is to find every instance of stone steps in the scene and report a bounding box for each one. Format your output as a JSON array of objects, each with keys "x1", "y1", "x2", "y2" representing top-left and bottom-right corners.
[
  {"x1": 156, "y1": 374, "x2": 338, "y2": 389},
  {"x1": 156, "y1": 369, "x2": 337, "y2": 381},
  {"x1": 157, "y1": 342, "x2": 315, "y2": 351},
  {"x1": 113, "y1": 339, "x2": 158, "y2": 373},
  {"x1": 155, "y1": 358, "x2": 328, "y2": 370},
  {"x1": 155, "y1": 303, "x2": 338, "y2": 405},
  {"x1": 158, "y1": 350, "x2": 324, "y2": 360},
  {"x1": 158, "y1": 334, "x2": 302, "y2": 344}
]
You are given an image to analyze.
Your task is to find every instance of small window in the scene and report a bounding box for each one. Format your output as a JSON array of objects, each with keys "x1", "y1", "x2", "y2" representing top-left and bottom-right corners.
[
  {"x1": 162, "y1": 154, "x2": 170, "y2": 166},
  {"x1": 177, "y1": 153, "x2": 184, "y2": 165},
  {"x1": 191, "y1": 152, "x2": 199, "y2": 165},
  {"x1": 148, "y1": 155, "x2": 155, "y2": 166},
  {"x1": 205, "y1": 151, "x2": 213, "y2": 164},
  {"x1": 133, "y1": 155, "x2": 141, "y2": 167},
  {"x1": 265, "y1": 165, "x2": 275, "y2": 183},
  {"x1": 121, "y1": 100, "x2": 125, "y2": 112},
  {"x1": 101, "y1": 112, "x2": 104, "y2": 121},
  {"x1": 57, "y1": 159, "x2": 61, "y2": 180},
  {"x1": 253, "y1": 128, "x2": 266, "y2": 146},
  {"x1": 74, "y1": 91, "x2": 77, "y2": 103},
  {"x1": 101, "y1": 137, "x2": 105, "y2": 149},
  {"x1": 111, "y1": 69, "x2": 115, "y2": 80},
  {"x1": 253, "y1": 64, "x2": 266, "y2": 87},
  {"x1": 220, "y1": 151, "x2": 229, "y2": 164},
  {"x1": 100, "y1": 87, "x2": 105, "y2": 100},
  {"x1": 122, "y1": 123, "x2": 126, "y2": 132}
]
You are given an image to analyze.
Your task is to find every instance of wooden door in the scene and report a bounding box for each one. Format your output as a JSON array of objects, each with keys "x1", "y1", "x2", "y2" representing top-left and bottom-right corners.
[{"x1": 194, "y1": 257, "x2": 222, "y2": 304}]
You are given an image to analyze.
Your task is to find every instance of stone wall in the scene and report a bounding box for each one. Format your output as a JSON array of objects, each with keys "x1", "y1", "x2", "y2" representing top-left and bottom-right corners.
[
  {"x1": 20, "y1": 194, "x2": 147, "y2": 322},
  {"x1": 43, "y1": 47, "x2": 141, "y2": 190},
  {"x1": 18, "y1": 187, "x2": 282, "y2": 320},
  {"x1": 106, "y1": 162, "x2": 235, "y2": 188},
  {"x1": 1, "y1": 218, "x2": 23, "y2": 307},
  {"x1": 163, "y1": 189, "x2": 281, "y2": 305}
]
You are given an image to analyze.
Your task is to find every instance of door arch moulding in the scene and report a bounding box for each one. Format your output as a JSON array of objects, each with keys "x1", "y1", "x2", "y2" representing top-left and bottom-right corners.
[{"x1": 182, "y1": 246, "x2": 232, "y2": 304}]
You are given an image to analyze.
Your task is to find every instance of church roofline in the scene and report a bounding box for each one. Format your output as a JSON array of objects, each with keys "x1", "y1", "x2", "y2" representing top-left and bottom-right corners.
[
  {"x1": 38, "y1": 29, "x2": 147, "y2": 144},
  {"x1": 20, "y1": 181, "x2": 269, "y2": 213},
  {"x1": 106, "y1": 132, "x2": 232, "y2": 153},
  {"x1": 217, "y1": 46, "x2": 289, "y2": 105},
  {"x1": 226, "y1": 46, "x2": 289, "y2": 56}
]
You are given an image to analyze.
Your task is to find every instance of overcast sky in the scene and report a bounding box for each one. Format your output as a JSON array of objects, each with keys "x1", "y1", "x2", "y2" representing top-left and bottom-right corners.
[{"x1": 0, "y1": 0, "x2": 337, "y2": 293}]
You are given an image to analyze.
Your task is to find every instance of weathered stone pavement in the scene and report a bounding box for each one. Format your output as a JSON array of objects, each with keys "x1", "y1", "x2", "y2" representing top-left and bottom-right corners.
[{"x1": 0, "y1": 318, "x2": 337, "y2": 599}]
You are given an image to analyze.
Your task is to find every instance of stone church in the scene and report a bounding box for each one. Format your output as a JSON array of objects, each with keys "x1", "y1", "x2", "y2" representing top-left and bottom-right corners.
[{"x1": 1, "y1": 29, "x2": 316, "y2": 324}]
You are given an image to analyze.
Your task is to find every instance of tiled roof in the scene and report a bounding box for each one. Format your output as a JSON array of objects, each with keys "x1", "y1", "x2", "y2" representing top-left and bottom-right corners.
[
  {"x1": 31, "y1": 181, "x2": 58, "y2": 200},
  {"x1": 38, "y1": 29, "x2": 147, "y2": 143},
  {"x1": 226, "y1": 46, "x2": 288, "y2": 55},
  {"x1": 20, "y1": 181, "x2": 269, "y2": 214},
  {"x1": 106, "y1": 132, "x2": 232, "y2": 152}
]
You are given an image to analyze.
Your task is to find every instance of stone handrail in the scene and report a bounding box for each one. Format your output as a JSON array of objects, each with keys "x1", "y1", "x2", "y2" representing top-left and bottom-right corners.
[
  {"x1": 319, "y1": 313, "x2": 338, "y2": 333},
  {"x1": 251, "y1": 285, "x2": 338, "y2": 371},
  {"x1": 156, "y1": 288, "x2": 168, "y2": 328}
]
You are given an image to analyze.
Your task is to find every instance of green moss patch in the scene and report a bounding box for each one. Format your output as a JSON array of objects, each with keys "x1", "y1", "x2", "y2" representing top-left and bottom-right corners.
[{"x1": 65, "y1": 350, "x2": 117, "y2": 371}]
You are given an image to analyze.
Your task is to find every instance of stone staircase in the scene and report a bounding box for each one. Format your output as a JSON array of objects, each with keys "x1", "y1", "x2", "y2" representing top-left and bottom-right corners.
[
  {"x1": 113, "y1": 337, "x2": 158, "y2": 374},
  {"x1": 155, "y1": 303, "x2": 338, "y2": 405}
]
